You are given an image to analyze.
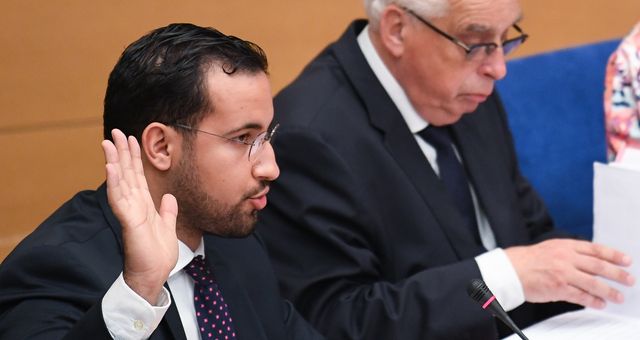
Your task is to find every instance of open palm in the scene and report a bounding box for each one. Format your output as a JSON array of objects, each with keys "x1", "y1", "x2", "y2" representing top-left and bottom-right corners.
[{"x1": 102, "y1": 129, "x2": 178, "y2": 304}]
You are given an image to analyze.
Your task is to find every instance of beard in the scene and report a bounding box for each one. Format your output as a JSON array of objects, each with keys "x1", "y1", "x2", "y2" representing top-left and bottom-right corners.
[{"x1": 169, "y1": 145, "x2": 262, "y2": 238}]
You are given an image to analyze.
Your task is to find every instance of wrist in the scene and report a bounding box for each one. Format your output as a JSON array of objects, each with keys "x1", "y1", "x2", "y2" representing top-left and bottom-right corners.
[{"x1": 123, "y1": 272, "x2": 166, "y2": 305}]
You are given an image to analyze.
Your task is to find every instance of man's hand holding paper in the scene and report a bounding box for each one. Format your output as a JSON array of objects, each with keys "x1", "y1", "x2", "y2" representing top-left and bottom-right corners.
[{"x1": 506, "y1": 239, "x2": 634, "y2": 309}]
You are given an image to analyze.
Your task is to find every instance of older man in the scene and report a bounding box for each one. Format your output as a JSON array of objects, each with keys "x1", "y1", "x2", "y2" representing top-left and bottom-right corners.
[
  {"x1": 0, "y1": 23, "x2": 322, "y2": 340},
  {"x1": 258, "y1": 0, "x2": 635, "y2": 339}
]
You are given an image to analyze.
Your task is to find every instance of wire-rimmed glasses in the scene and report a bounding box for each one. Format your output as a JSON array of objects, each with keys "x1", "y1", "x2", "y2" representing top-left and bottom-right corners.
[
  {"x1": 401, "y1": 6, "x2": 529, "y2": 61},
  {"x1": 175, "y1": 123, "x2": 279, "y2": 161}
]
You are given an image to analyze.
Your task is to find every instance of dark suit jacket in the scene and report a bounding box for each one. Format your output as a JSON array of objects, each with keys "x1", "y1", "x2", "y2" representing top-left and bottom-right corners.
[
  {"x1": 0, "y1": 184, "x2": 322, "y2": 340},
  {"x1": 258, "y1": 20, "x2": 577, "y2": 340}
]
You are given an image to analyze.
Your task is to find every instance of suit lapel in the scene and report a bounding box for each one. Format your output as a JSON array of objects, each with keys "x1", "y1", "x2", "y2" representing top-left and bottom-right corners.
[
  {"x1": 204, "y1": 245, "x2": 267, "y2": 340},
  {"x1": 333, "y1": 21, "x2": 485, "y2": 259},
  {"x1": 153, "y1": 285, "x2": 188, "y2": 340},
  {"x1": 451, "y1": 101, "x2": 522, "y2": 247},
  {"x1": 382, "y1": 114, "x2": 486, "y2": 259},
  {"x1": 97, "y1": 183, "x2": 124, "y2": 254}
]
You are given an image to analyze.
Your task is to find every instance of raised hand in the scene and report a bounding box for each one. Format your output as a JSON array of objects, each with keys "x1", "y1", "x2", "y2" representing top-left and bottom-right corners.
[
  {"x1": 102, "y1": 129, "x2": 179, "y2": 304},
  {"x1": 505, "y1": 239, "x2": 635, "y2": 309}
]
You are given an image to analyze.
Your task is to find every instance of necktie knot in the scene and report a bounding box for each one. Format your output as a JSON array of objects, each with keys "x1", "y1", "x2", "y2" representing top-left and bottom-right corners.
[
  {"x1": 185, "y1": 255, "x2": 216, "y2": 286},
  {"x1": 417, "y1": 125, "x2": 454, "y2": 153}
]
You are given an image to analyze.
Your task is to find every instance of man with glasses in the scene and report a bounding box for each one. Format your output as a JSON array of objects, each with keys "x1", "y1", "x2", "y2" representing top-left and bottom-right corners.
[
  {"x1": 258, "y1": 0, "x2": 635, "y2": 339},
  {"x1": 0, "y1": 23, "x2": 322, "y2": 339}
]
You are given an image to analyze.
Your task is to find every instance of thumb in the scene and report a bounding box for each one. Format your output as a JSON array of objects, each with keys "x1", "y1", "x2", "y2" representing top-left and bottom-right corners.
[{"x1": 159, "y1": 193, "x2": 178, "y2": 231}]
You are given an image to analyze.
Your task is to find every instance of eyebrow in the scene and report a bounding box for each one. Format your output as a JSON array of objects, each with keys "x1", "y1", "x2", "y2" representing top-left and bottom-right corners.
[
  {"x1": 463, "y1": 23, "x2": 493, "y2": 34},
  {"x1": 223, "y1": 122, "x2": 267, "y2": 135},
  {"x1": 463, "y1": 14, "x2": 524, "y2": 34}
]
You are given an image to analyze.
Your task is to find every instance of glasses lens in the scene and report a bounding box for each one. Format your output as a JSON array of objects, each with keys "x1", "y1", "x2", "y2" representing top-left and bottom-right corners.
[
  {"x1": 467, "y1": 46, "x2": 484, "y2": 60},
  {"x1": 248, "y1": 131, "x2": 268, "y2": 161},
  {"x1": 248, "y1": 124, "x2": 278, "y2": 161},
  {"x1": 467, "y1": 44, "x2": 497, "y2": 61},
  {"x1": 502, "y1": 37, "x2": 524, "y2": 56}
]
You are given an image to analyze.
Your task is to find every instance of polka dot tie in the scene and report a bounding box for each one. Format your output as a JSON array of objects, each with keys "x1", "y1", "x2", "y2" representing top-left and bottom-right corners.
[{"x1": 184, "y1": 255, "x2": 237, "y2": 340}]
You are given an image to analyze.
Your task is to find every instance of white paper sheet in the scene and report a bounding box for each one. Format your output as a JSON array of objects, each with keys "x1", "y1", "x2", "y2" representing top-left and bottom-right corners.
[
  {"x1": 501, "y1": 309, "x2": 640, "y2": 339},
  {"x1": 593, "y1": 162, "x2": 640, "y2": 317},
  {"x1": 502, "y1": 161, "x2": 640, "y2": 339}
]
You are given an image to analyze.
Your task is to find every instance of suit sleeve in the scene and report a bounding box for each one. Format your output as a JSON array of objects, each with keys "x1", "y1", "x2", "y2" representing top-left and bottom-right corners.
[
  {"x1": 281, "y1": 300, "x2": 326, "y2": 340},
  {"x1": 0, "y1": 245, "x2": 113, "y2": 340},
  {"x1": 260, "y1": 128, "x2": 497, "y2": 339}
]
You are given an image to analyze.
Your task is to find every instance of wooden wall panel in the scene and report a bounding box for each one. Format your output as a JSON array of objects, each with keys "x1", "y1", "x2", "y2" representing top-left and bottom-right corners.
[
  {"x1": 1, "y1": 0, "x2": 639, "y2": 260},
  {"x1": 517, "y1": 1, "x2": 640, "y2": 57},
  {"x1": 0, "y1": 126, "x2": 104, "y2": 258}
]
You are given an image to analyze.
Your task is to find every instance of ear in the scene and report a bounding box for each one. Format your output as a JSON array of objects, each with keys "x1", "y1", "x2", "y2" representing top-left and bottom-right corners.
[
  {"x1": 140, "y1": 123, "x2": 179, "y2": 171},
  {"x1": 378, "y1": 5, "x2": 410, "y2": 58}
]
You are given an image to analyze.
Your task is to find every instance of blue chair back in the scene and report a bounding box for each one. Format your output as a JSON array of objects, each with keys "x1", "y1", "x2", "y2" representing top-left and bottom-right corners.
[{"x1": 496, "y1": 40, "x2": 620, "y2": 239}]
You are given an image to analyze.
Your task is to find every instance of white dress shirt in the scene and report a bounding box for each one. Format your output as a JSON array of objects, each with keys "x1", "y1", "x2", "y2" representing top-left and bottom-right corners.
[
  {"x1": 102, "y1": 239, "x2": 206, "y2": 339},
  {"x1": 356, "y1": 25, "x2": 525, "y2": 311}
]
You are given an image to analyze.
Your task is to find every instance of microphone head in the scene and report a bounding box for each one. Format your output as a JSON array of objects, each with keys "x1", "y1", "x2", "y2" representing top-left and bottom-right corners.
[
  {"x1": 467, "y1": 278, "x2": 493, "y2": 304},
  {"x1": 466, "y1": 279, "x2": 529, "y2": 340}
]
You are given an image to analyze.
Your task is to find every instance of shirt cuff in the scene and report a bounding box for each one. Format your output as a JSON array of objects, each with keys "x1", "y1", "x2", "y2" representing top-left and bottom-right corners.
[
  {"x1": 475, "y1": 248, "x2": 525, "y2": 311},
  {"x1": 102, "y1": 272, "x2": 171, "y2": 340}
]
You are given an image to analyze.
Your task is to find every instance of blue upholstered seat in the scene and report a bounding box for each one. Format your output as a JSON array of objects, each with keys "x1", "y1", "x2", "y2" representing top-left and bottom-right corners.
[{"x1": 496, "y1": 39, "x2": 621, "y2": 239}]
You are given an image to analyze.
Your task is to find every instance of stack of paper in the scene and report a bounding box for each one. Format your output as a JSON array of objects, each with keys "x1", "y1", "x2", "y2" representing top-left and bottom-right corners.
[
  {"x1": 502, "y1": 309, "x2": 640, "y2": 339},
  {"x1": 593, "y1": 162, "x2": 640, "y2": 317},
  {"x1": 503, "y1": 151, "x2": 640, "y2": 339}
]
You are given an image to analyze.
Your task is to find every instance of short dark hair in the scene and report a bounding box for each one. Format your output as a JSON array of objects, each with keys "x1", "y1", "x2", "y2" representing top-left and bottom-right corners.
[{"x1": 103, "y1": 23, "x2": 268, "y2": 140}]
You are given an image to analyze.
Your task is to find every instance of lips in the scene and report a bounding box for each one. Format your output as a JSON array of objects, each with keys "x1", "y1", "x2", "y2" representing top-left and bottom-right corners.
[
  {"x1": 248, "y1": 186, "x2": 270, "y2": 210},
  {"x1": 465, "y1": 93, "x2": 490, "y2": 103},
  {"x1": 250, "y1": 186, "x2": 269, "y2": 199}
]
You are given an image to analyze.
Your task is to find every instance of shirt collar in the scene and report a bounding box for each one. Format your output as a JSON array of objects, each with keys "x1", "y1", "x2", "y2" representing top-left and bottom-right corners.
[
  {"x1": 356, "y1": 24, "x2": 430, "y2": 133},
  {"x1": 170, "y1": 238, "x2": 206, "y2": 277}
]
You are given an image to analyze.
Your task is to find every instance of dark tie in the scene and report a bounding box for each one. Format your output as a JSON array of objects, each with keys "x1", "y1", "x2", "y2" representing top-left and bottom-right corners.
[
  {"x1": 184, "y1": 255, "x2": 237, "y2": 340},
  {"x1": 418, "y1": 126, "x2": 481, "y2": 243}
]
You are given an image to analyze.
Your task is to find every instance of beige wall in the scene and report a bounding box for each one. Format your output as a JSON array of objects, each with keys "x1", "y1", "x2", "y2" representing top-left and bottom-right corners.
[{"x1": 1, "y1": 0, "x2": 639, "y2": 260}]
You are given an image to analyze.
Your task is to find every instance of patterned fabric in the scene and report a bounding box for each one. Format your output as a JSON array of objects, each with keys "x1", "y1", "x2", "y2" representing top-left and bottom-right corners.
[
  {"x1": 604, "y1": 22, "x2": 640, "y2": 160},
  {"x1": 184, "y1": 255, "x2": 237, "y2": 340}
]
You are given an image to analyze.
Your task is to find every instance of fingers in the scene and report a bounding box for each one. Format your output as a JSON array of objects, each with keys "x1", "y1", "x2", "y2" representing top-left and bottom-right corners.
[
  {"x1": 508, "y1": 239, "x2": 635, "y2": 308},
  {"x1": 128, "y1": 135, "x2": 150, "y2": 193},
  {"x1": 575, "y1": 240, "x2": 632, "y2": 267},
  {"x1": 575, "y1": 254, "x2": 635, "y2": 287},
  {"x1": 102, "y1": 137, "x2": 123, "y2": 203},
  {"x1": 104, "y1": 163, "x2": 121, "y2": 201},
  {"x1": 103, "y1": 129, "x2": 145, "y2": 193},
  {"x1": 103, "y1": 129, "x2": 149, "y2": 211},
  {"x1": 567, "y1": 243, "x2": 634, "y2": 306},
  {"x1": 101, "y1": 137, "x2": 119, "y2": 165},
  {"x1": 558, "y1": 241, "x2": 634, "y2": 303},
  {"x1": 573, "y1": 241, "x2": 635, "y2": 287},
  {"x1": 567, "y1": 267, "x2": 625, "y2": 305},
  {"x1": 560, "y1": 284, "x2": 607, "y2": 309},
  {"x1": 114, "y1": 131, "x2": 138, "y2": 196}
]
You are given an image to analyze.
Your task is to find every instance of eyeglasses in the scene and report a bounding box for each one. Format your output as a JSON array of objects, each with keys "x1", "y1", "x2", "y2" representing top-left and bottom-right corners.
[
  {"x1": 175, "y1": 123, "x2": 279, "y2": 161},
  {"x1": 401, "y1": 6, "x2": 528, "y2": 61}
]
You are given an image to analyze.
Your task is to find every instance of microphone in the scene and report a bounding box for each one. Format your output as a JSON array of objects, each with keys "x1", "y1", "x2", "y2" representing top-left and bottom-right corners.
[{"x1": 467, "y1": 278, "x2": 529, "y2": 340}]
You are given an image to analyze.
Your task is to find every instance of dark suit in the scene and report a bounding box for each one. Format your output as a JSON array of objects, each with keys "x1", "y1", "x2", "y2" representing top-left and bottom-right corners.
[
  {"x1": 258, "y1": 20, "x2": 576, "y2": 339},
  {"x1": 0, "y1": 184, "x2": 322, "y2": 340}
]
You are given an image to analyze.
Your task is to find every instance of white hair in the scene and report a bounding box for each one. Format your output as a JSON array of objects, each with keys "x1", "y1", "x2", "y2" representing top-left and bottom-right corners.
[{"x1": 363, "y1": 0, "x2": 450, "y2": 29}]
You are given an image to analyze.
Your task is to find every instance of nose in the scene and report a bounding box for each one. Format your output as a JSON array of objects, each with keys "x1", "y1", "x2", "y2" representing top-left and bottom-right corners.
[
  {"x1": 252, "y1": 142, "x2": 280, "y2": 181},
  {"x1": 480, "y1": 49, "x2": 508, "y2": 80}
]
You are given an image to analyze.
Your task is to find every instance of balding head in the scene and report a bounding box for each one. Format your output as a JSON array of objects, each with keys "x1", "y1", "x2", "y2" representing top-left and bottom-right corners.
[{"x1": 364, "y1": 0, "x2": 450, "y2": 30}]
